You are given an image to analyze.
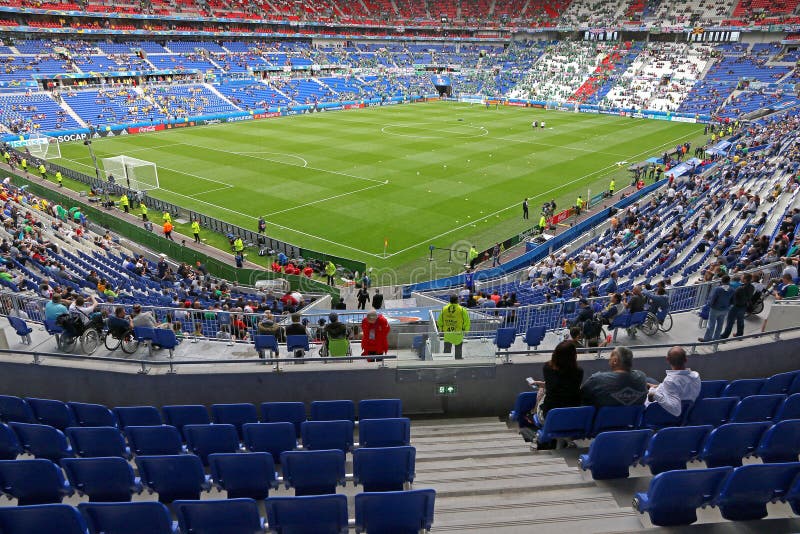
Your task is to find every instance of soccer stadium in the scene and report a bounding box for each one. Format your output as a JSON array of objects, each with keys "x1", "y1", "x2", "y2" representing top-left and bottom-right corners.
[{"x1": 0, "y1": 0, "x2": 799, "y2": 531}]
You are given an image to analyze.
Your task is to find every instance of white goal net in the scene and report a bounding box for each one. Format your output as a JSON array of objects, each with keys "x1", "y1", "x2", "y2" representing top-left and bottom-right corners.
[
  {"x1": 10, "y1": 133, "x2": 61, "y2": 160},
  {"x1": 101, "y1": 155, "x2": 159, "y2": 191}
]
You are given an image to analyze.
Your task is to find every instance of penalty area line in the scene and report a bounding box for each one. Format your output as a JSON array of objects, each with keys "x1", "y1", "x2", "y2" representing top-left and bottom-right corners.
[{"x1": 262, "y1": 180, "x2": 389, "y2": 217}]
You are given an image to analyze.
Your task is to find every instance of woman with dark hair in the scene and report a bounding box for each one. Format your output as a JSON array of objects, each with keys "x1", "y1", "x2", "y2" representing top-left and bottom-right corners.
[{"x1": 531, "y1": 340, "x2": 584, "y2": 423}]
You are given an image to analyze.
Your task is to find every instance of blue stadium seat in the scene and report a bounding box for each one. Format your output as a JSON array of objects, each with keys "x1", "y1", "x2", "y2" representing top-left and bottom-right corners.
[
  {"x1": 756, "y1": 420, "x2": 800, "y2": 463},
  {"x1": 698, "y1": 422, "x2": 771, "y2": 467},
  {"x1": 353, "y1": 446, "x2": 416, "y2": 492},
  {"x1": 359, "y1": 418, "x2": 411, "y2": 448},
  {"x1": 640, "y1": 401, "x2": 691, "y2": 430},
  {"x1": 0, "y1": 395, "x2": 36, "y2": 423},
  {"x1": 61, "y1": 456, "x2": 142, "y2": 502},
  {"x1": 685, "y1": 397, "x2": 738, "y2": 427},
  {"x1": 358, "y1": 399, "x2": 402, "y2": 420},
  {"x1": 286, "y1": 335, "x2": 310, "y2": 355},
  {"x1": 280, "y1": 449, "x2": 346, "y2": 496},
  {"x1": 66, "y1": 427, "x2": 130, "y2": 459},
  {"x1": 0, "y1": 459, "x2": 74, "y2": 505},
  {"x1": 493, "y1": 327, "x2": 516, "y2": 352},
  {"x1": 509, "y1": 391, "x2": 538, "y2": 428},
  {"x1": 67, "y1": 402, "x2": 117, "y2": 427},
  {"x1": 774, "y1": 393, "x2": 800, "y2": 422},
  {"x1": 242, "y1": 422, "x2": 296, "y2": 464},
  {"x1": 10, "y1": 422, "x2": 74, "y2": 461},
  {"x1": 760, "y1": 371, "x2": 798, "y2": 395},
  {"x1": 153, "y1": 328, "x2": 180, "y2": 358},
  {"x1": 126, "y1": 425, "x2": 184, "y2": 456},
  {"x1": 0, "y1": 504, "x2": 88, "y2": 534},
  {"x1": 0, "y1": 422, "x2": 21, "y2": 460},
  {"x1": 264, "y1": 494, "x2": 348, "y2": 534},
  {"x1": 301, "y1": 420, "x2": 354, "y2": 451},
  {"x1": 310, "y1": 400, "x2": 356, "y2": 422},
  {"x1": 729, "y1": 394, "x2": 786, "y2": 423},
  {"x1": 261, "y1": 402, "x2": 306, "y2": 437},
  {"x1": 208, "y1": 452, "x2": 278, "y2": 500},
  {"x1": 113, "y1": 406, "x2": 162, "y2": 429},
  {"x1": 25, "y1": 398, "x2": 75, "y2": 430},
  {"x1": 175, "y1": 498, "x2": 264, "y2": 534},
  {"x1": 715, "y1": 462, "x2": 800, "y2": 521},
  {"x1": 590, "y1": 406, "x2": 644, "y2": 436},
  {"x1": 184, "y1": 424, "x2": 241, "y2": 466},
  {"x1": 135, "y1": 454, "x2": 211, "y2": 503},
  {"x1": 721, "y1": 378, "x2": 766, "y2": 398},
  {"x1": 254, "y1": 334, "x2": 279, "y2": 358},
  {"x1": 79, "y1": 501, "x2": 178, "y2": 534},
  {"x1": 696, "y1": 380, "x2": 728, "y2": 400},
  {"x1": 789, "y1": 373, "x2": 800, "y2": 395},
  {"x1": 162, "y1": 405, "x2": 211, "y2": 440},
  {"x1": 536, "y1": 406, "x2": 595, "y2": 444},
  {"x1": 633, "y1": 467, "x2": 732, "y2": 527},
  {"x1": 8, "y1": 316, "x2": 32, "y2": 344},
  {"x1": 578, "y1": 429, "x2": 652, "y2": 479},
  {"x1": 523, "y1": 326, "x2": 546, "y2": 349},
  {"x1": 640, "y1": 425, "x2": 713, "y2": 475},
  {"x1": 354, "y1": 489, "x2": 436, "y2": 533},
  {"x1": 211, "y1": 403, "x2": 258, "y2": 440},
  {"x1": 787, "y1": 472, "x2": 800, "y2": 516}
]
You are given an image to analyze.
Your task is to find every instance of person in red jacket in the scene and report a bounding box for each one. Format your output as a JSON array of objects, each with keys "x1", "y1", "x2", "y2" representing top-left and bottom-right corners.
[
  {"x1": 361, "y1": 309, "x2": 390, "y2": 360},
  {"x1": 271, "y1": 261, "x2": 282, "y2": 273}
]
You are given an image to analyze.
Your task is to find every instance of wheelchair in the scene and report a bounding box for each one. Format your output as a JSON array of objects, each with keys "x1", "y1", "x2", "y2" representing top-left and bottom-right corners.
[
  {"x1": 58, "y1": 315, "x2": 103, "y2": 355},
  {"x1": 640, "y1": 308, "x2": 674, "y2": 336},
  {"x1": 102, "y1": 326, "x2": 140, "y2": 354}
]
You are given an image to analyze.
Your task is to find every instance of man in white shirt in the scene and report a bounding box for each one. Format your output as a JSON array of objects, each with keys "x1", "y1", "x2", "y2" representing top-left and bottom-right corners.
[
  {"x1": 68, "y1": 295, "x2": 98, "y2": 326},
  {"x1": 646, "y1": 346, "x2": 701, "y2": 417}
]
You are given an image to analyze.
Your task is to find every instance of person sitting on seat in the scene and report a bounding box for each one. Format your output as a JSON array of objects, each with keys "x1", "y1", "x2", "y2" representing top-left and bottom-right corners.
[
  {"x1": 646, "y1": 346, "x2": 700, "y2": 417},
  {"x1": 580, "y1": 346, "x2": 648, "y2": 407},
  {"x1": 106, "y1": 306, "x2": 132, "y2": 338},
  {"x1": 569, "y1": 298, "x2": 593, "y2": 328},
  {"x1": 599, "y1": 293, "x2": 623, "y2": 325},
  {"x1": 323, "y1": 312, "x2": 350, "y2": 356}
]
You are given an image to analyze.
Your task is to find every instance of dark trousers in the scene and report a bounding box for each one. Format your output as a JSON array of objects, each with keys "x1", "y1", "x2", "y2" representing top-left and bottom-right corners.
[
  {"x1": 721, "y1": 305, "x2": 747, "y2": 338},
  {"x1": 326, "y1": 275, "x2": 335, "y2": 285},
  {"x1": 444, "y1": 341, "x2": 463, "y2": 360},
  {"x1": 194, "y1": 233, "x2": 200, "y2": 244},
  {"x1": 523, "y1": 208, "x2": 528, "y2": 219}
]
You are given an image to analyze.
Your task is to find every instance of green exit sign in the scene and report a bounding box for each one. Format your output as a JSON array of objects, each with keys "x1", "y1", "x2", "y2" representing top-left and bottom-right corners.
[{"x1": 436, "y1": 384, "x2": 457, "y2": 396}]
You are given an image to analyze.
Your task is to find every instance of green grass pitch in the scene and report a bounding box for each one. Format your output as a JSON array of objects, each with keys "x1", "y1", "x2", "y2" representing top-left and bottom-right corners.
[{"x1": 57, "y1": 101, "x2": 704, "y2": 282}]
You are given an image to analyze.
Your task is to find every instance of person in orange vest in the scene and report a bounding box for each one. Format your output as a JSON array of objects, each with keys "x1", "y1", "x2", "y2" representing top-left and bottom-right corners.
[{"x1": 163, "y1": 220, "x2": 174, "y2": 241}]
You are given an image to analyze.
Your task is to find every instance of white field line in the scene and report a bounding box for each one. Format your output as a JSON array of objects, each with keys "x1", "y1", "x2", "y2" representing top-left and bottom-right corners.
[
  {"x1": 262, "y1": 181, "x2": 388, "y2": 217},
  {"x1": 66, "y1": 154, "x2": 233, "y2": 188},
  {"x1": 380, "y1": 123, "x2": 489, "y2": 139},
  {"x1": 189, "y1": 185, "x2": 234, "y2": 197},
  {"x1": 232, "y1": 150, "x2": 308, "y2": 167}
]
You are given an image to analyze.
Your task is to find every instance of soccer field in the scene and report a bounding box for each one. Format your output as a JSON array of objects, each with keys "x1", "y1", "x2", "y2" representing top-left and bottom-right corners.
[{"x1": 57, "y1": 101, "x2": 703, "y2": 281}]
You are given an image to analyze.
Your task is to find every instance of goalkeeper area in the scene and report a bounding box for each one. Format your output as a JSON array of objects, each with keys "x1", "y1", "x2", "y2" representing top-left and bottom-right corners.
[
  {"x1": 55, "y1": 101, "x2": 705, "y2": 277},
  {"x1": 11, "y1": 133, "x2": 61, "y2": 160},
  {"x1": 102, "y1": 155, "x2": 159, "y2": 191}
]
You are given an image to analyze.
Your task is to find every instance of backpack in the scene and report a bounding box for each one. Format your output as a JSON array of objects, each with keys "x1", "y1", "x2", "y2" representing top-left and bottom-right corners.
[{"x1": 583, "y1": 317, "x2": 602, "y2": 340}]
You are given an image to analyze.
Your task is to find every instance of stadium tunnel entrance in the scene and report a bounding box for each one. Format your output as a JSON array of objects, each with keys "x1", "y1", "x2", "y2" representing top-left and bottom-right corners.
[{"x1": 432, "y1": 74, "x2": 452, "y2": 97}]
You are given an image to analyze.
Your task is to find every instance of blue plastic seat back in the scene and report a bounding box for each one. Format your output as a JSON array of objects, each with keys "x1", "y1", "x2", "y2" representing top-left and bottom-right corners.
[
  {"x1": 162, "y1": 405, "x2": 211, "y2": 440},
  {"x1": 310, "y1": 400, "x2": 356, "y2": 422},
  {"x1": 359, "y1": 418, "x2": 411, "y2": 448},
  {"x1": 264, "y1": 494, "x2": 349, "y2": 534},
  {"x1": 211, "y1": 404, "x2": 258, "y2": 440},
  {"x1": 760, "y1": 371, "x2": 798, "y2": 394},
  {"x1": 67, "y1": 402, "x2": 117, "y2": 428},
  {"x1": 685, "y1": 397, "x2": 739, "y2": 427},
  {"x1": 715, "y1": 462, "x2": 800, "y2": 521},
  {"x1": 0, "y1": 504, "x2": 87, "y2": 534},
  {"x1": 113, "y1": 406, "x2": 162, "y2": 429},
  {"x1": 44, "y1": 319, "x2": 64, "y2": 336},
  {"x1": 729, "y1": 394, "x2": 786, "y2": 423},
  {"x1": 353, "y1": 446, "x2": 416, "y2": 492},
  {"x1": 579, "y1": 429, "x2": 652, "y2": 480},
  {"x1": 358, "y1": 399, "x2": 402, "y2": 420},
  {"x1": 280, "y1": 449, "x2": 346, "y2": 496},
  {"x1": 523, "y1": 326, "x2": 546, "y2": 347},
  {"x1": 0, "y1": 458, "x2": 73, "y2": 505},
  {"x1": 0, "y1": 395, "x2": 36, "y2": 424},
  {"x1": 184, "y1": 424, "x2": 240, "y2": 466},
  {"x1": 208, "y1": 452, "x2": 276, "y2": 500},
  {"x1": 789, "y1": 373, "x2": 800, "y2": 395},
  {"x1": 301, "y1": 420, "x2": 354, "y2": 452},
  {"x1": 135, "y1": 454, "x2": 209, "y2": 503},
  {"x1": 126, "y1": 425, "x2": 184, "y2": 456},
  {"x1": 153, "y1": 328, "x2": 179, "y2": 350},
  {"x1": 354, "y1": 489, "x2": 436, "y2": 534},
  {"x1": 493, "y1": 327, "x2": 516, "y2": 349},
  {"x1": 641, "y1": 401, "x2": 691, "y2": 430},
  {"x1": 633, "y1": 467, "x2": 732, "y2": 527},
  {"x1": 721, "y1": 378, "x2": 766, "y2": 398},
  {"x1": 242, "y1": 422, "x2": 297, "y2": 464},
  {"x1": 25, "y1": 398, "x2": 76, "y2": 430},
  {"x1": 509, "y1": 391, "x2": 538, "y2": 428},
  {"x1": 699, "y1": 422, "x2": 772, "y2": 468},
  {"x1": 254, "y1": 335, "x2": 279, "y2": 355},
  {"x1": 66, "y1": 427, "x2": 129, "y2": 458},
  {"x1": 9, "y1": 422, "x2": 73, "y2": 461},
  {"x1": 0, "y1": 422, "x2": 21, "y2": 460},
  {"x1": 629, "y1": 311, "x2": 648, "y2": 327},
  {"x1": 774, "y1": 393, "x2": 800, "y2": 422},
  {"x1": 538, "y1": 406, "x2": 595, "y2": 442},
  {"x1": 62, "y1": 456, "x2": 140, "y2": 502},
  {"x1": 609, "y1": 313, "x2": 631, "y2": 330},
  {"x1": 79, "y1": 501, "x2": 176, "y2": 534},
  {"x1": 641, "y1": 425, "x2": 713, "y2": 475},
  {"x1": 261, "y1": 402, "x2": 307, "y2": 437},
  {"x1": 696, "y1": 380, "x2": 728, "y2": 400},
  {"x1": 590, "y1": 406, "x2": 644, "y2": 436},
  {"x1": 8, "y1": 316, "x2": 32, "y2": 336},
  {"x1": 756, "y1": 420, "x2": 800, "y2": 463},
  {"x1": 286, "y1": 334, "x2": 310, "y2": 352},
  {"x1": 133, "y1": 326, "x2": 157, "y2": 342},
  {"x1": 175, "y1": 498, "x2": 263, "y2": 534}
]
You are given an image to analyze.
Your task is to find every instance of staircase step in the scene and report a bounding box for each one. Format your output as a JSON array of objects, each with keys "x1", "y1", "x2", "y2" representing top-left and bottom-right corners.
[
  {"x1": 432, "y1": 508, "x2": 643, "y2": 533},
  {"x1": 415, "y1": 455, "x2": 565, "y2": 473},
  {"x1": 412, "y1": 432, "x2": 521, "y2": 445},
  {"x1": 416, "y1": 465, "x2": 591, "y2": 497}
]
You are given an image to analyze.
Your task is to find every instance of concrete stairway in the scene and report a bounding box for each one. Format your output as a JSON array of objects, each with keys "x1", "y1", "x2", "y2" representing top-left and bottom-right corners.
[{"x1": 410, "y1": 418, "x2": 645, "y2": 533}]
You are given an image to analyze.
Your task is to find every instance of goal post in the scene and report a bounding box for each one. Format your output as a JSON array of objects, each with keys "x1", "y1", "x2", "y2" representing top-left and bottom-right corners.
[
  {"x1": 101, "y1": 155, "x2": 159, "y2": 191},
  {"x1": 10, "y1": 133, "x2": 61, "y2": 160}
]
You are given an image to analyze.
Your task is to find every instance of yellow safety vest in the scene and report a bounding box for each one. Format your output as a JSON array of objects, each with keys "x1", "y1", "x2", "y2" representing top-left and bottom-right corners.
[{"x1": 437, "y1": 304, "x2": 470, "y2": 345}]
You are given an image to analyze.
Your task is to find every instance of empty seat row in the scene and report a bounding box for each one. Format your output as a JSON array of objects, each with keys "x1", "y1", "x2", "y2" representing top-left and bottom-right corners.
[
  {"x1": 0, "y1": 418, "x2": 411, "y2": 463},
  {"x1": 0, "y1": 490, "x2": 436, "y2": 534},
  {"x1": 0, "y1": 446, "x2": 416, "y2": 505},
  {"x1": 578, "y1": 420, "x2": 800, "y2": 480},
  {"x1": 634, "y1": 462, "x2": 800, "y2": 526}
]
